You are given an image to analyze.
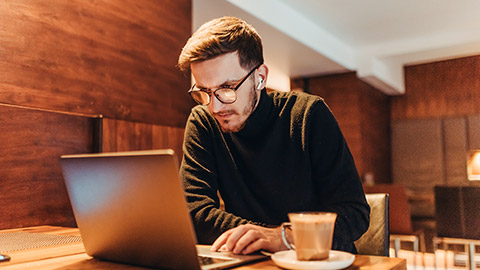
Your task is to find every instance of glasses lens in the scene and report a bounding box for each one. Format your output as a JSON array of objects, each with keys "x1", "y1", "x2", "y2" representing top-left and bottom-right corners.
[
  {"x1": 190, "y1": 90, "x2": 210, "y2": 105},
  {"x1": 215, "y1": 88, "x2": 237, "y2": 104}
]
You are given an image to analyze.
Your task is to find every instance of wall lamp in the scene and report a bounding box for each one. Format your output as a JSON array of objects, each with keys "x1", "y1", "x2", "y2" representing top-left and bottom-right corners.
[{"x1": 467, "y1": 150, "x2": 480, "y2": 181}]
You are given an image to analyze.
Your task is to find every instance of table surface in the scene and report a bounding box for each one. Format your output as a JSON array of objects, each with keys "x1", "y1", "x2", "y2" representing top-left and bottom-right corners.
[{"x1": 0, "y1": 226, "x2": 406, "y2": 270}]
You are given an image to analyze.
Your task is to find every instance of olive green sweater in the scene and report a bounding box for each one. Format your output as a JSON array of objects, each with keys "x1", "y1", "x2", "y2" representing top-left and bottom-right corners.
[{"x1": 180, "y1": 89, "x2": 370, "y2": 253}]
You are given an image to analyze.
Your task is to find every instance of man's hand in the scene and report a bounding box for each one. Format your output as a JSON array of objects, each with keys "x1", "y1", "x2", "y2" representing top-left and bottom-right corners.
[{"x1": 210, "y1": 224, "x2": 288, "y2": 254}]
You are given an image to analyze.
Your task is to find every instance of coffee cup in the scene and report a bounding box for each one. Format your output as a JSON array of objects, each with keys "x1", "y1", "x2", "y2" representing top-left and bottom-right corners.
[{"x1": 281, "y1": 212, "x2": 337, "y2": 261}]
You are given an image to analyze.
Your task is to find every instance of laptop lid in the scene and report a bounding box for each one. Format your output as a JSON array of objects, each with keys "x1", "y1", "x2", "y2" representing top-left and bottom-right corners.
[{"x1": 60, "y1": 149, "x2": 264, "y2": 270}]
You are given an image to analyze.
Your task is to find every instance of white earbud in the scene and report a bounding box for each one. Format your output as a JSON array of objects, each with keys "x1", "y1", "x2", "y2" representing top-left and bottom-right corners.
[{"x1": 257, "y1": 78, "x2": 263, "y2": 90}]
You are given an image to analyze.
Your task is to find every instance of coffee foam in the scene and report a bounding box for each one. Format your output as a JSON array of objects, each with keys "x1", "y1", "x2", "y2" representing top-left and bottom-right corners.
[{"x1": 289, "y1": 213, "x2": 337, "y2": 223}]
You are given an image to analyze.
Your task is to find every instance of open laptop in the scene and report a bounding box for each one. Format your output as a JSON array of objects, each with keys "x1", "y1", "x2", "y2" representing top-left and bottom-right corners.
[{"x1": 60, "y1": 149, "x2": 266, "y2": 270}]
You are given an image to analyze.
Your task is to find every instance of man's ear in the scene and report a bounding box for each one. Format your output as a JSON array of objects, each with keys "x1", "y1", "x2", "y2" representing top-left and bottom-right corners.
[{"x1": 256, "y1": 64, "x2": 268, "y2": 90}]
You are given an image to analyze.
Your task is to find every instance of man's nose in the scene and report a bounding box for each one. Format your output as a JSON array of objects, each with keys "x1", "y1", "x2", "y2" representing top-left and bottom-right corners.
[{"x1": 210, "y1": 94, "x2": 224, "y2": 112}]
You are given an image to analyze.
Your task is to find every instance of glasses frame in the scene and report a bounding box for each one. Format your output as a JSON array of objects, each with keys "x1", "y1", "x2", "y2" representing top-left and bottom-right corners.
[{"x1": 188, "y1": 64, "x2": 261, "y2": 106}]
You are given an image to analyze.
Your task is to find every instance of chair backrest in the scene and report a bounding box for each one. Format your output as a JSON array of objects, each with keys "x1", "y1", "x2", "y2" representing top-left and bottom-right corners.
[
  {"x1": 435, "y1": 185, "x2": 480, "y2": 239},
  {"x1": 355, "y1": 193, "x2": 390, "y2": 256},
  {"x1": 363, "y1": 184, "x2": 413, "y2": 234}
]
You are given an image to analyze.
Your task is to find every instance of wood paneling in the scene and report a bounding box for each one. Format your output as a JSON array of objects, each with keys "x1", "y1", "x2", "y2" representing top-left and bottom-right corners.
[
  {"x1": 392, "y1": 55, "x2": 480, "y2": 120},
  {"x1": 391, "y1": 119, "x2": 444, "y2": 217},
  {"x1": 0, "y1": 0, "x2": 193, "y2": 127},
  {"x1": 0, "y1": 105, "x2": 185, "y2": 230},
  {"x1": 0, "y1": 1, "x2": 192, "y2": 229},
  {"x1": 292, "y1": 72, "x2": 391, "y2": 183},
  {"x1": 101, "y1": 118, "x2": 184, "y2": 164},
  {"x1": 358, "y1": 80, "x2": 391, "y2": 184},
  {"x1": 468, "y1": 115, "x2": 480, "y2": 149},
  {"x1": 443, "y1": 118, "x2": 468, "y2": 185},
  {"x1": 0, "y1": 104, "x2": 94, "y2": 229}
]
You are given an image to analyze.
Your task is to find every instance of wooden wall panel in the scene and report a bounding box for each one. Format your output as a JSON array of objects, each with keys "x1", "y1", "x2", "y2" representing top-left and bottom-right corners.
[
  {"x1": 0, "y1": 105, "x2": 93, "y2": 229},
  {"x1": 292, "y1": 72, "x2": 391, "y2": 183},
  {"x1": 391, "y1": 119, "x2": 444, "y2": 217},
  {"x1": 392, "y1": 55, "x2": 480, "y2": 121},
  {"x1": 0, "y1": 0, "x2": 193, "y2": 127},
  {"x1": 101, "y1": 118, "x2": 185, "y2": 164},
  {"x1": 0, "y1": 1, "x2": 192, "y2": 229},
  {"x1": 468, "y1": 115, "x2": 480, "y2": 149},
  {"x1": 101, "y1": 118, "x2": 117, "y2": 152},
  {"x1": 443, "y1": 118, "x2": 468, "y2": 185},
  {"x1": 115, "y1": 120, "x2": 136, "y2": 152},
  {"x1": 358, "y1": 80, "x2": 391, "y2": 183},
  {"x1": 135, "y1": 122, "x2": 153, "y2": 151}
]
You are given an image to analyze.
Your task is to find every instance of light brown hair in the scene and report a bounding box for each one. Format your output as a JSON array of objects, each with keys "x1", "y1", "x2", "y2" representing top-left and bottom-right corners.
[{"x1": 178, "y1": 16, "x2": 263, "y2": 72}]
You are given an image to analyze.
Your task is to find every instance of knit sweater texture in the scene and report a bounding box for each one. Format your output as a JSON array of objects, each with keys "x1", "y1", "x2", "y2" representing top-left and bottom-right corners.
[{"x1": 180, "y1": 89, "x2": 370, "y2": 253}]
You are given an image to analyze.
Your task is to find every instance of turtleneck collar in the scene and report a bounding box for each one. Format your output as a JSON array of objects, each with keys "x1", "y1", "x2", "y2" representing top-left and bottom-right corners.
[{"x1": 230, "y1": 88, "x2": 276, "y2": 139}]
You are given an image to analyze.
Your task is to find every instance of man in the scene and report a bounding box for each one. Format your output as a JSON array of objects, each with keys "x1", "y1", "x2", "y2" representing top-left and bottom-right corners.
[{"x1": 177, "y1": 16, "x2": 369, "y2": 255}]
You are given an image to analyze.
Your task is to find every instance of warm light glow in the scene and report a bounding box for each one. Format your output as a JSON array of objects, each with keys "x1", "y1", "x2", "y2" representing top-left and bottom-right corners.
[{"x1": 467, "y1": 150, "x2": 480, "y2": 181}]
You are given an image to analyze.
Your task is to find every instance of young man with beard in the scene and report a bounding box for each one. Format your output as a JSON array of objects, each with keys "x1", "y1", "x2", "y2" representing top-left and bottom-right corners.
[{"x1": 177, "y1": 16, "x2": 370, "y2": 255}]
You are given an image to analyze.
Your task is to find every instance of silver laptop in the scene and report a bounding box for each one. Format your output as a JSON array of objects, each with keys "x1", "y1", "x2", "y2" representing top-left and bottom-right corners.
[{"x1": 60, "y1": 149, "x2": 265, "y2": 270}]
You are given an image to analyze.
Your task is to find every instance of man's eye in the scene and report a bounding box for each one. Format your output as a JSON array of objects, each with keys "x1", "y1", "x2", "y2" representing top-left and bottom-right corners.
[{"x1": 196, "y1": 88, "x2": 209, "y2": 93}]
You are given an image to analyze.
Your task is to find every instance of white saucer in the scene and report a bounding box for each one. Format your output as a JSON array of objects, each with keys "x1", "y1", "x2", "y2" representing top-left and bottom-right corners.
[{"x1": 271, "y1": 250, "x2": 354, "y2": 270}]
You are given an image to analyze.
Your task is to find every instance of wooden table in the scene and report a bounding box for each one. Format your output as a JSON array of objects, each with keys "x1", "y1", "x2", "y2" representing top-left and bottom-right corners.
[{"x1": 0, "y1": 226, "x2": 406, "y2": 270}]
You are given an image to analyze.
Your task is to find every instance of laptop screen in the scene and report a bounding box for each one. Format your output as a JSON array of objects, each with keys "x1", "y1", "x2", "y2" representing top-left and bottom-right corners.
[
  {"x1": 60, "y1": 149, "x2": 266, "y2": 270},
  {"x1": 61, "y1": 149, "x2": 203, "y2": 269}
]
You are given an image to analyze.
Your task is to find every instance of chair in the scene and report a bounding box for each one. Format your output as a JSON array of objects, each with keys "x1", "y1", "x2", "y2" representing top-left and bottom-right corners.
[
  {"x1": 355, "y1": 193, "x2": 390, "y2": 256},
  {"x1": 433, "y1": 186, "x2": 480, "y2": 270},
  {"x1": 364, "y1": 184, "x2": 426, "y2": 259}
]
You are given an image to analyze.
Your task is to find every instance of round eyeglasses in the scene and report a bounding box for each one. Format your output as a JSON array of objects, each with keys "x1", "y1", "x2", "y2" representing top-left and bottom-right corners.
[{"x1": 188, "y1": 65, "x2": 261, "y2": 106}]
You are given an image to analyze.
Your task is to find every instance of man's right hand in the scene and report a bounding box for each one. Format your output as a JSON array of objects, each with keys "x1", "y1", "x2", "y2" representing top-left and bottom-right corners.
[{"x1": 210, "y1": 224, "x2": 288, "y2": 255}]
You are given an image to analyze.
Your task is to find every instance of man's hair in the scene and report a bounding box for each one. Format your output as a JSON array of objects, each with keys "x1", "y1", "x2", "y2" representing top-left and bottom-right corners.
[{"x1": 177, "y1": 16, "x2": 263, "y2": 72}]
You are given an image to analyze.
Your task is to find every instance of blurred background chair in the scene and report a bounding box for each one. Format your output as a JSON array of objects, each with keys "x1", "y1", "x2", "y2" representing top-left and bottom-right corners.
[
  {"x1": 434, "y1": 186, "x2": 480, "y2": 270},
  {"x1": 355, "y1": 193, "x2": 390, "y2": 256},
  {"x1": 363, "y1": 184, "x2": 426, "y2": 263}
]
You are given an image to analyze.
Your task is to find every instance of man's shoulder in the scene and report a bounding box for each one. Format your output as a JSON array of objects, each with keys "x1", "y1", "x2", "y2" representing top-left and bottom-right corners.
[{"x1": 268, "y1": 90, "x2": 326, "y2": 112}]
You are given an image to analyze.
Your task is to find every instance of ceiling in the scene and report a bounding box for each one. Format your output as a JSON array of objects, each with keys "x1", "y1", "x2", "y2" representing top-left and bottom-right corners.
[{"x1": 193, "y1": 0, "x2": 480, "y2": 95}]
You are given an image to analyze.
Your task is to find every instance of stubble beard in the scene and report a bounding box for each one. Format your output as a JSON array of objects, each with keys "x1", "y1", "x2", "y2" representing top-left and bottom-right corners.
[{"x1": 218, "y1": 88, "x2": 259, "y2": 133}]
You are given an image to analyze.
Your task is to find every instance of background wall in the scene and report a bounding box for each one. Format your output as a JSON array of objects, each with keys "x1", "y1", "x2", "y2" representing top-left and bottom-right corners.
[
  {"x1": 392, "y1": 55, "x2": 480, "y2": 121},
  {"x1": 390, "y1": 55, "x2": 480, "y2": 219},
  {"x1": 0, "y1": 0, "x2": 192, "y2": 229},
  {"x1": 0, "y1": 0, "x2": 193, "y2": 126}
]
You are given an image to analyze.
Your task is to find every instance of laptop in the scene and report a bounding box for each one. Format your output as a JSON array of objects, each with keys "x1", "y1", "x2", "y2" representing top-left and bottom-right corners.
[{"x1": 60, "y1": 149, "x2": 266, "y2": 270}]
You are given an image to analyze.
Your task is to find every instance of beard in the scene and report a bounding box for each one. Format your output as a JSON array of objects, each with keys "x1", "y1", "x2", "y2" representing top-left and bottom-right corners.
[{"x1": 216, "y1": 87, "x2": 259, "y2": 133}]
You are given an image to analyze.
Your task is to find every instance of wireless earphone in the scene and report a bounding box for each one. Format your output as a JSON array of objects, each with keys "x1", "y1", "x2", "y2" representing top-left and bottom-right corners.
[{"x1": 257, "y1": 78, "x2": 263, "y2": 90}]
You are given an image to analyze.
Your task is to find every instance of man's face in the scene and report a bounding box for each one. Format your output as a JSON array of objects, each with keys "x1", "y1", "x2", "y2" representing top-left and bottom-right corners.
[{"x1": 190, "y1": 52, "x2": 263, "y2": 133}]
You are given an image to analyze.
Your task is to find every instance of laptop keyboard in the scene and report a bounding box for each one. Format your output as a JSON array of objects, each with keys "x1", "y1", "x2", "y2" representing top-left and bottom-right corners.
[{"x1": 198, "y1": 255, "x2": 234, "y2": 266}]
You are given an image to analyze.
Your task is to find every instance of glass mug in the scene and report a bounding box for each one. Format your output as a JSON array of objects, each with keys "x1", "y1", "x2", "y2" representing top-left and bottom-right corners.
[{"x1": 281, "y1": 212, "x2": 337, "y2": 261}]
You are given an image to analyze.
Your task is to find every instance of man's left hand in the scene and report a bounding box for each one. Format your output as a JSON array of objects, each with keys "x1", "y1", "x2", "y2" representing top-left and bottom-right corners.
[{"x1": 210, "y1": 224, "x2": 288, "y2": 254}]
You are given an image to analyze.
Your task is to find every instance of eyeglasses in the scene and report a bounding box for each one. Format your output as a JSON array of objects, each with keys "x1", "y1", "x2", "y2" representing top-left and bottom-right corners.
[{"x1": 188, "y1": 65, "x2": 261, "y2": 106}]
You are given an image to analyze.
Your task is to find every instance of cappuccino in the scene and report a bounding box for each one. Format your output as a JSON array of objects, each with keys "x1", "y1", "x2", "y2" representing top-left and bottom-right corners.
[{"x1": 282, "y1": 212, "x2": 337, "y2": 261}]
